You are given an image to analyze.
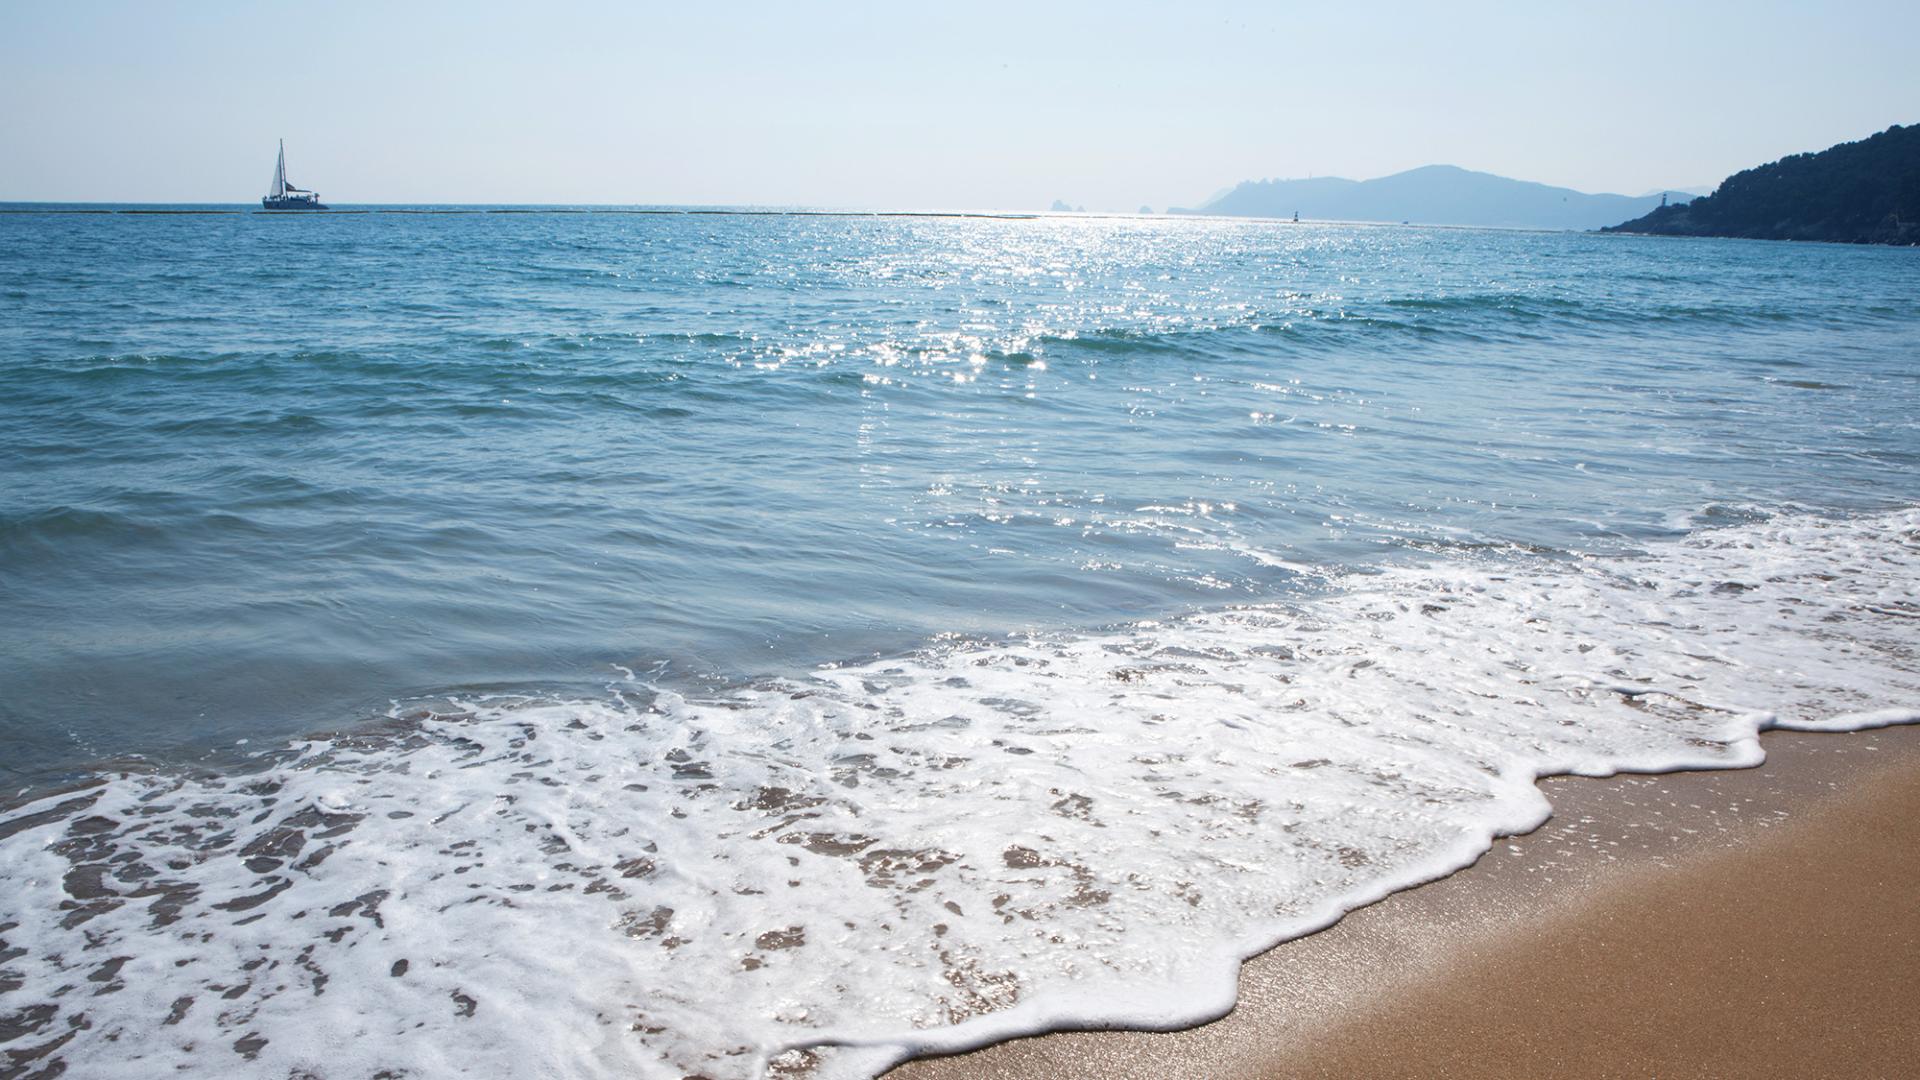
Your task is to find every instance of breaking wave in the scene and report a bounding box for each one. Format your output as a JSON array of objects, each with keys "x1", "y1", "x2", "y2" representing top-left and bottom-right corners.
[{"x1": 3, "y1": 508, "x2": 1916, "y2": 1078}]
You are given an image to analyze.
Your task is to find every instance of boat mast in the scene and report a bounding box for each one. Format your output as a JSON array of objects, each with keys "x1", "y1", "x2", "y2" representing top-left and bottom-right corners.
[{"x1": 271, "y1": 140, "x2": 287, "y2": 199}]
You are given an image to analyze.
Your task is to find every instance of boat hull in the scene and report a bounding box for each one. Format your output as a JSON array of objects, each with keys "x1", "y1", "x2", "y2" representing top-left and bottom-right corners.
[{"x1": 261, "y1": 197, "x2": 328, "y2": 210}]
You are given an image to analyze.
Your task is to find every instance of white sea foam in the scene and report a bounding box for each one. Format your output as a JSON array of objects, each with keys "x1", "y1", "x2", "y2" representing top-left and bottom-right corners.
[{"x1": 1, "y1": 508, "x2": 1915, "y2": 1078}]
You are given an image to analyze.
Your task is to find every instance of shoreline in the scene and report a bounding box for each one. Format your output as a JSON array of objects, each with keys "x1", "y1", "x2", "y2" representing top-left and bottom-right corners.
[{"x1": 886, "y1": 725, "x2": 1920, "y2": 1078}]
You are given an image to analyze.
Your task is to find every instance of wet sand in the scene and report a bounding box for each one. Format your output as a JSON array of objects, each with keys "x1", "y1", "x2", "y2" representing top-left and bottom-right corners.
[{"x1": 886, "y1": 726, "x2": 1920, "y2": 1079}]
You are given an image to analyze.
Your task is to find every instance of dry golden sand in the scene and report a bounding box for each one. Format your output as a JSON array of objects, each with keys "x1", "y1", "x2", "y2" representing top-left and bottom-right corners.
[{"x1": 886, "y1": 727, "x2": 1920, "y2": 1079}]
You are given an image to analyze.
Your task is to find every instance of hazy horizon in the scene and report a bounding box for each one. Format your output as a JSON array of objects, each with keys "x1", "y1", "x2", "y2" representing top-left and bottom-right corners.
[
  {"x1": 0, "y1": 159, "x2": 1718, "y2": 211},
  {"x1": 3, "y1": 1, "x2": 1916, "y2": 210}
]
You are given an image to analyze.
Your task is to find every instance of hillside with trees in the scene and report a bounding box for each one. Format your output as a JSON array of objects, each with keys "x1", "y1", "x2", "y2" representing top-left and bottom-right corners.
[{"x1": 1605, "y1": 124, "x2": 1920, "y2": 245}]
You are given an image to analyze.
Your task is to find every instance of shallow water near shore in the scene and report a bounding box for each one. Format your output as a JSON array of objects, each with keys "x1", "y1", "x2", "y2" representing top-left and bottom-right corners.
[{"x1": 2, "y1": 210, "x2": 1918, "y2": 1077}]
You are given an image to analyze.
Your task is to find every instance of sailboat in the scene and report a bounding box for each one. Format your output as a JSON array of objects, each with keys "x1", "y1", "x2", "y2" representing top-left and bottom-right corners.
[{"x1": 262, "y1": 140, "x2": 326, "y2": 210}]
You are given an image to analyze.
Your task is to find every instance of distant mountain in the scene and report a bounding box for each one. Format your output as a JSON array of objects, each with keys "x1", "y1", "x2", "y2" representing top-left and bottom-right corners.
[
  {"x1": 1605, "y1": 124, "x2": 1920, "y2": 245},
  {"x1": 1172, "y1": 165, "x2": 1682, "y2": 230}
]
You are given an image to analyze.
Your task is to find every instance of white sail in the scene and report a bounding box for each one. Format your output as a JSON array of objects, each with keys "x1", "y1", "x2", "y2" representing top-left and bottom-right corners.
[{"x1": 270, "y1": 140, "x2": 287, "y2": 198}]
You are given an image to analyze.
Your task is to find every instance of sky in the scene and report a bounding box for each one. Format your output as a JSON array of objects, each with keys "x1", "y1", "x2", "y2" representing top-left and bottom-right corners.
[{"x1": 3, "y1": 1, "x2": 1916, "y2": 209}]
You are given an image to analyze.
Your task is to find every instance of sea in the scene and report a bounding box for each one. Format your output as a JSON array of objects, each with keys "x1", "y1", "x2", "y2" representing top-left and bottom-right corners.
[{"x1": 2, "y1": 205, "x2": 1917, "y2": 1078}]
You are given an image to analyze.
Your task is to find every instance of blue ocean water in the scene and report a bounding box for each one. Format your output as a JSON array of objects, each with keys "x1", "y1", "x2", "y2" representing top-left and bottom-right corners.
[
  {"x1": 4, "y1": 209, "x2": 1914, "y2": 782},
  {"x1": 2, "y1": 208, "x2": 1919, "y2": 1079}
]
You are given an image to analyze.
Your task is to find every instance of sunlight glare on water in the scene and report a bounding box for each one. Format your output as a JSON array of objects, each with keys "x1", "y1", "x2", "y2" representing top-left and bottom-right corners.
[{"x1": 1, "y1": 208, "x2": 1918, "y2": 1078}]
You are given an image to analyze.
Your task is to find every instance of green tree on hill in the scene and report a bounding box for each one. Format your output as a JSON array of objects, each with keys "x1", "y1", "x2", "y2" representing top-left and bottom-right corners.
[{"x1": 1606, "y1": 124, "x2": 1920, "y2": 245}]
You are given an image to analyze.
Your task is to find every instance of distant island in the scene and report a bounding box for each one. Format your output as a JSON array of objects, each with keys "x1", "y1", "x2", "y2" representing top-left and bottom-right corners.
[
  {"x1": 1170, "y1": 165, "x2": 1695, "y2": 231},
  {"x1": 1605, "y1": 124, "x2": 1919, "y2": 245}
]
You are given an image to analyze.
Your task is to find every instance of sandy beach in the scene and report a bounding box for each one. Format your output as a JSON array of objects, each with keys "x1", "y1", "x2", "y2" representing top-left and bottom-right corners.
[{"x1": 888, "y1": 726, "x2": 1920, "y2": 1079}]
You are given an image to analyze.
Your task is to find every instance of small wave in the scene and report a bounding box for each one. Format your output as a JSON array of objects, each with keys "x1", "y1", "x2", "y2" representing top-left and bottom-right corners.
[
  {"x1": 0, "y1": 505, "x2": 168, "y2": 548},
  {"x1": 0, "y1": 503, "x2": 280, "y2": 559},
  {"x1": 145, "y1": 412, "x2": 331, "y2": 437},
  {"x1": 1374, "y1": 291, "x2": 1843, "y2": 337},
  {"x1": 1383, "y1": 292, "x2": 1588, "y2": 316},
  {"x1": 0, "y1": 508, "x2": 1914, "y2": 1078}
]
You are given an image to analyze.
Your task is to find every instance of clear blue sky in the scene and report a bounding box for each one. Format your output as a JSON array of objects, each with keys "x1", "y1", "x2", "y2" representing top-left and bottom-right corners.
[{"x1": 3, "y1": 1, "x2": 1915, "y2": 208}]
